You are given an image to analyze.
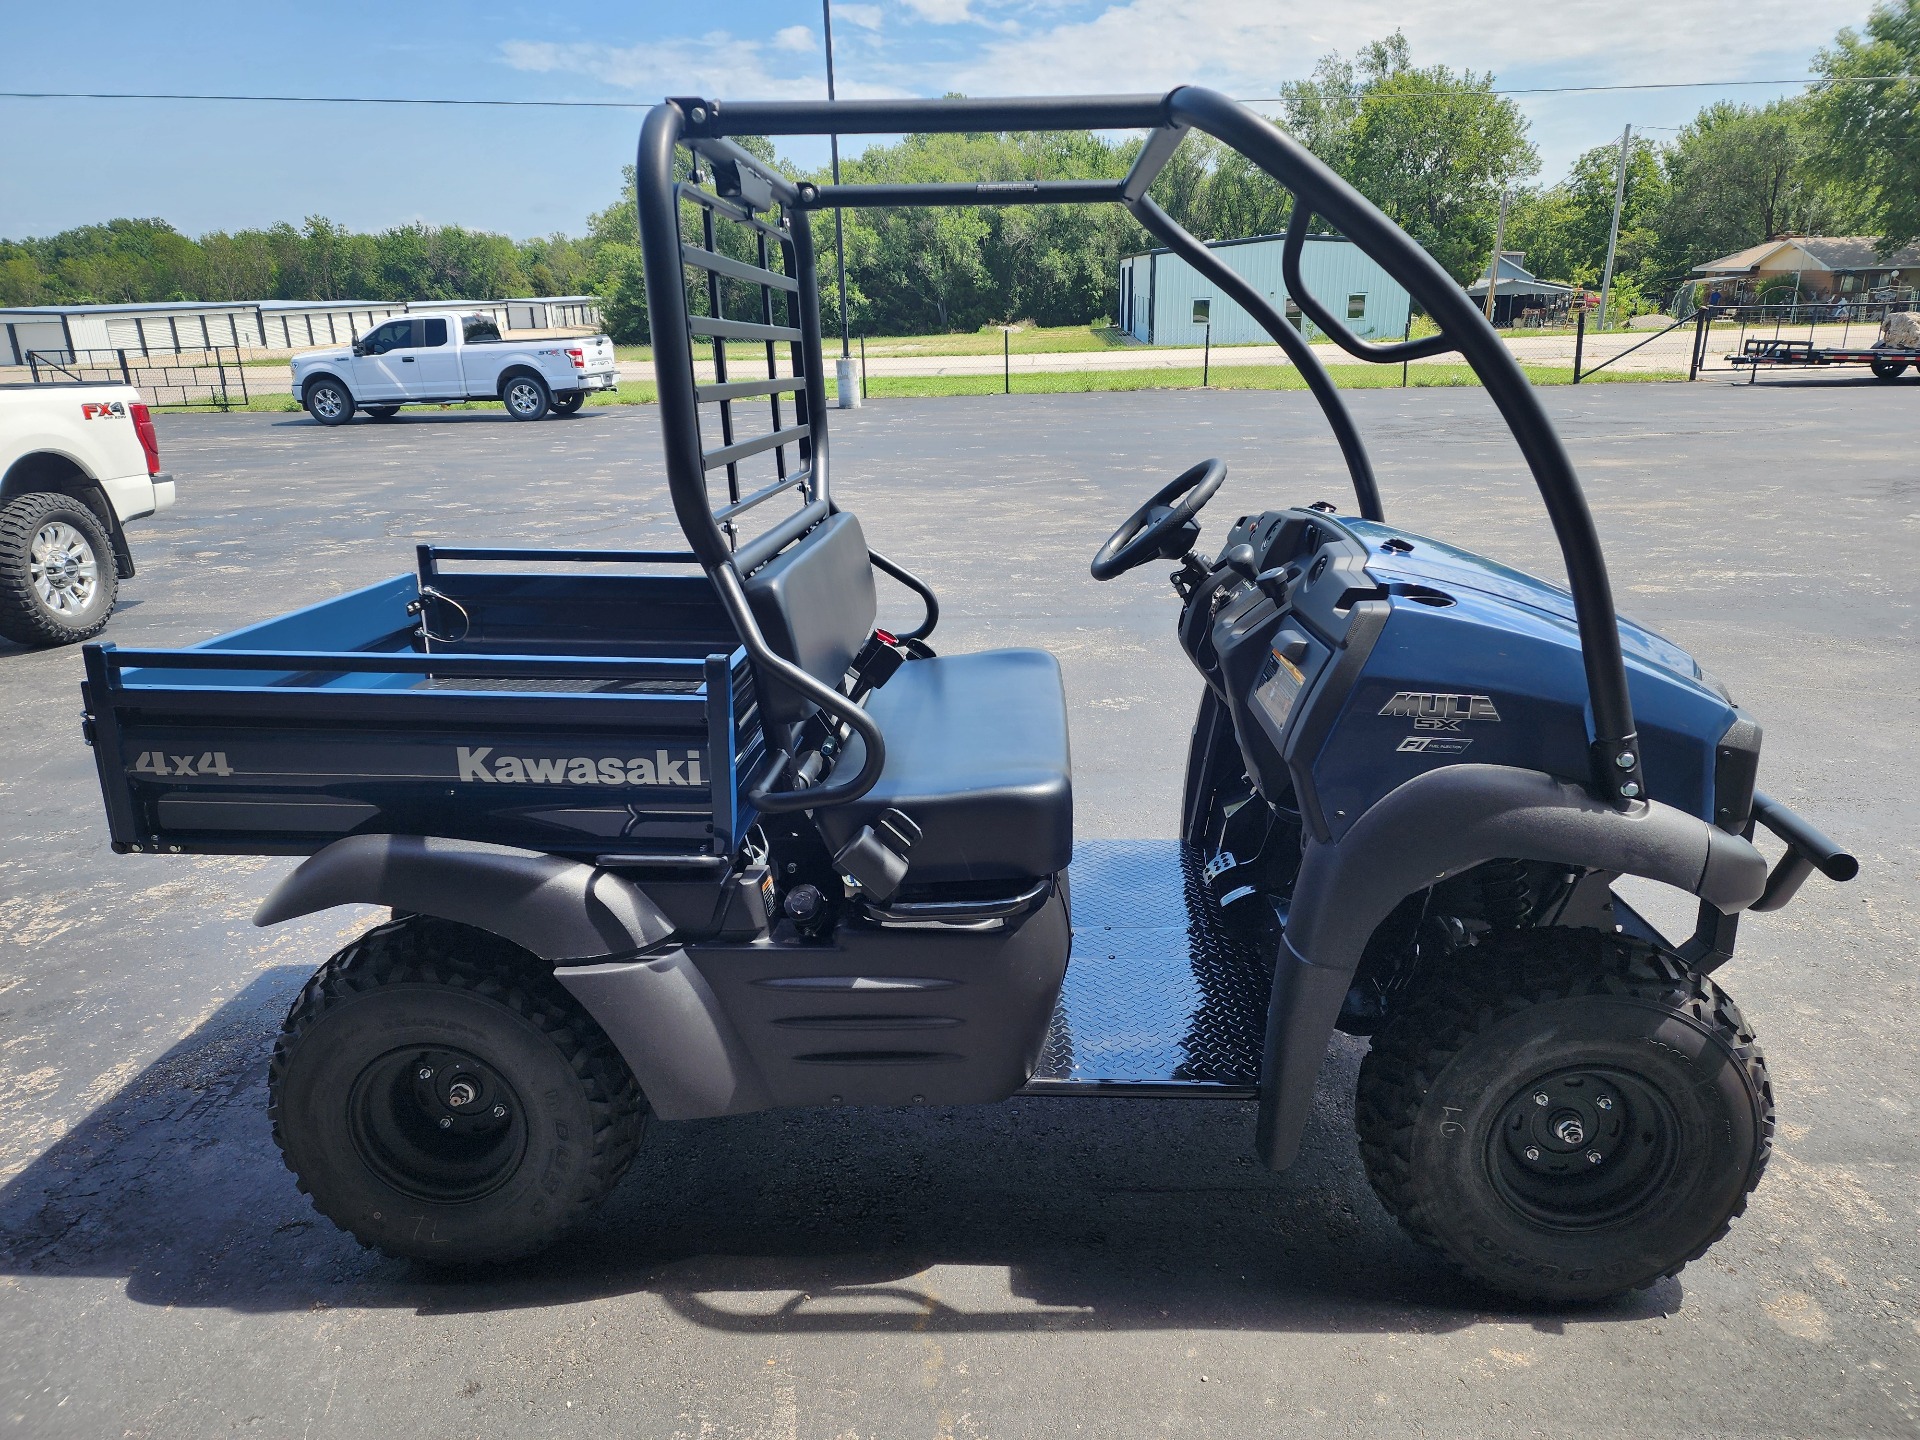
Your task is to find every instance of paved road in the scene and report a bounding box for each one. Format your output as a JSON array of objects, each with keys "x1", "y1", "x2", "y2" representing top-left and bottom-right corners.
[{"x1": 1, "y1": 381, "x2": 1915, "y2": 1437}]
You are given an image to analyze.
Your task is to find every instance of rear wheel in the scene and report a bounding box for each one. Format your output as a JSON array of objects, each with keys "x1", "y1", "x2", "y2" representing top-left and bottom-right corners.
[
  {"x1": 501, "y1": 372, "x2": 551, "y2": 421},
  {"x1": 1356, "y1": 930, "x2": 1771, "y2": 1303},
  {"x1": 1870, "y1": 357, "x2": 1907, "y2": 381},
  {"x1": 0, "y1": 491, "x2": 118, "y2": 646},
  {"x1": 304, "y1": 377, "x2": 356, "y2": 425},
  {"x1": 269, "y1": 916, "x2": 646, "y2": 1264},
  {"x1": 553, "y1": 391, "x2": 585, "y2": 416}
]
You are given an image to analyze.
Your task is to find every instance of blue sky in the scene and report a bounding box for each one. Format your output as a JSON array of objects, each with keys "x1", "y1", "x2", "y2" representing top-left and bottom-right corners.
[{"x1": 1, "y1": 0, "x2": 1876, "y2": 242}]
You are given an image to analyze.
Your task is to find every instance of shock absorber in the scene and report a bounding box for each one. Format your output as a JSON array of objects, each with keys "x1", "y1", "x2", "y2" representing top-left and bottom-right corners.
[{"x1": 1479, "y1": 859, "x2": 1533, "y2": 930}]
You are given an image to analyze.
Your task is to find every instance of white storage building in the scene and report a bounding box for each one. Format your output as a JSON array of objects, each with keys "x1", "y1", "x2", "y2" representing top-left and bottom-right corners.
[
  {"x1": 2, "y1": 296, "x2": 605, "y2": 364},
  {"x1": 1117, "y1": 233, "x2": 1411, "y2": 346}
]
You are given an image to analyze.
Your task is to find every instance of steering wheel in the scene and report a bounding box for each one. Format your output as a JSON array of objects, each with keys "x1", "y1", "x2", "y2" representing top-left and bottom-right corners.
[{"x1": 1089, "y1": 459, "x2": 1228, "y2": 581}]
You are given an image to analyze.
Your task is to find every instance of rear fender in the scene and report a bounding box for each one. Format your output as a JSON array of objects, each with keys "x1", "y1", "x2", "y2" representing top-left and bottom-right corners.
[
  {"x1": 255, "y1": 834, "x2": 771, "y2": 1119},
  {"x1": 1254, "y1": 764, "x2": 1768, "y2": 1170}
]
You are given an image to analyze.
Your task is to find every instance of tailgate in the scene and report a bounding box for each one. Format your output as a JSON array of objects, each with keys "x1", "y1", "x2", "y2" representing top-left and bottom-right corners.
[{"x1": 580, "y1": 336, "x2": 616, "y2": 371}]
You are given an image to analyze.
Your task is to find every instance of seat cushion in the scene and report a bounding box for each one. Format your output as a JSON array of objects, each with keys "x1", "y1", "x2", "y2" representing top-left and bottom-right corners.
[
  {"x1": 815, "y1": 649, "x2": 1072, "y2": 885},
  {"x1": 741, "y1": 512, "x2": 878, "y2": 728}
]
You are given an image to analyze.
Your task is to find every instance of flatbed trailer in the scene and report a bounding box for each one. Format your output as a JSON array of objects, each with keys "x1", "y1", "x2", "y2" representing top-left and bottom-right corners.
[{"x1": 1730, "y1": 336, "x2": 1920, "y2": 380}]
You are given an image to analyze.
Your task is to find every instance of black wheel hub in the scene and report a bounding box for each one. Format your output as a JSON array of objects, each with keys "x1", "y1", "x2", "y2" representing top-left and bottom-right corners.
[
  {"x1": 1488, "y1": 1065, "x2": 1679, "y2": 1230},
  {"x1": 347, "y1": 1045, "x2": 527, "y2": 1204}
]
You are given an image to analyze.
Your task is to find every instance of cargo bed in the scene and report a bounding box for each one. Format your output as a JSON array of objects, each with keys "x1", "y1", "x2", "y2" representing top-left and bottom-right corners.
[{"x1": 80, "y1": 546, "x2": 765, "y2": 861}]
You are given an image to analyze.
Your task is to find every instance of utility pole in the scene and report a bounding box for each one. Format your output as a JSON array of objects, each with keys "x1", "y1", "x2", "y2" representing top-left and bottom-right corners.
[
  {"x1": 1597, "y1": 123, "x2": 1631, "y2": 332},
  {"x1": 1482, "y1": 189, "x2": 1510, "y2": 325},
  {"x1": 823, "y1": 0, "x2": 858, "y2": 406}
]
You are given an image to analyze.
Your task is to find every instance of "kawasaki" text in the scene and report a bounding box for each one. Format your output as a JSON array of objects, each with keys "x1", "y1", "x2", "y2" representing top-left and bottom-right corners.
[{"x1": 455, "y1": 746, "x2": 704, "y2": 787}]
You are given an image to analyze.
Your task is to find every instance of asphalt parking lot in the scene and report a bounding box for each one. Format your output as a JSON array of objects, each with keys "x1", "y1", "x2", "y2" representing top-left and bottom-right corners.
[{"x1": 1, "y1": 379, "x2": 1915, "y2": 1438}]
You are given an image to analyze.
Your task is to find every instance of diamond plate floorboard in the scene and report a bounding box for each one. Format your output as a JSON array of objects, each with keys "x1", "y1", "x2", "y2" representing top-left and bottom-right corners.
[{"x1": 1023, "y1": 839, "x2": 1274, "y2": 1094}]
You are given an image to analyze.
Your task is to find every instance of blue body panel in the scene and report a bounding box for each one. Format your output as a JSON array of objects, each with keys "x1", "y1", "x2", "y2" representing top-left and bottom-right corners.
[{"x1": 1309, "y1": 520, "x2": 1739, "y2": 837}]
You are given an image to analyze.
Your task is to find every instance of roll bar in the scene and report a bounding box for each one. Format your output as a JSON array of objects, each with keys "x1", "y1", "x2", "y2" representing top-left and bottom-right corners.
[{"x1": 638, "y1": 87, "x2": 1647, "y2": 808}]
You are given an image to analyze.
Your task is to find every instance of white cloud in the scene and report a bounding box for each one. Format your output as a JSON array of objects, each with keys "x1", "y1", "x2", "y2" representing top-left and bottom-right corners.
[
  {"x1": 836, "y1": 4, "x2": 885, "y2": 29},
  {"x1": 773, "y1": 24, "x2": 818, "y2": 53},
  {"x1": 901, "y1": 0, "x2": 975, "y2": 23},
  {"x1": 940, "y1": 0, "x2": 1871, "y2": 98},
  {"x1": 498, "y1": 30, "x2": 907, "y2": 104}
]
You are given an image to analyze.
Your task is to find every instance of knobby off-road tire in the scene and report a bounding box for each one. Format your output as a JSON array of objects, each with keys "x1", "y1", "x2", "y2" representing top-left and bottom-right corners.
[
  {"x1": 1356, "y1": 929, "x2": 1772, "y2": 1303},
  {"x1": 0, "y1": 491, "x2": 118, "y2": 646},
  {"x1": 269, "y1": 916, "x2": 646, "y2": 1264},
  {"x1": 304, "y1": 377, "x2": 356, "y2": 425},
  {"x1": 500, "y1": 372, "x2": 551, "y2": 421}
]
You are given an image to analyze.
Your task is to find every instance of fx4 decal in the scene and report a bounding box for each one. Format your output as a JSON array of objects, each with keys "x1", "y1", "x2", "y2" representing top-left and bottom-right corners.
[{"x1": 81, "y1": 401, "x2": 129, "y2": 420}]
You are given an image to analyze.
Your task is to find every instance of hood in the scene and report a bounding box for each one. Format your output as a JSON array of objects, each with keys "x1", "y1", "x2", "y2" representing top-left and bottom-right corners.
[
  {"x1": 1343, "y1": 518, "x2": 1712, "y2": 687},
  {"x1": 294, "y1": 347, "x2": 353, "y2": 366}
]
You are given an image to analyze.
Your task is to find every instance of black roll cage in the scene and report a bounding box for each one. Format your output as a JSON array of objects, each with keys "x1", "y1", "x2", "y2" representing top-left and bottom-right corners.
[{"x1": 636, "y1": 87, "x2": 1646, "y2": 810}]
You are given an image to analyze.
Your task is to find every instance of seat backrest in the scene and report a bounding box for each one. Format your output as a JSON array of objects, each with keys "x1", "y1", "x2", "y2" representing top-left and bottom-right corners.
[{"x1": 740, "y1": 511, "x2": 877, "y2": 727}]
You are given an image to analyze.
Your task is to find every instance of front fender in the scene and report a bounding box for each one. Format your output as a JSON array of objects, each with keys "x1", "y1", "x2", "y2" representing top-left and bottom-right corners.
[
  {"x1": 1254, "y1": 765, "x2": 1769, "y2": 1169},
  {"x1": 256, "y1": 835, "x2": 771, "y2": 1119}
]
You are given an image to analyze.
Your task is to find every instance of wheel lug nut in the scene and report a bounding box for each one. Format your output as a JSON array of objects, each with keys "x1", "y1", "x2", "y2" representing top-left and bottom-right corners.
[
  {"x1": 1533, "y1": 1092, "x2": 1550, "y2": 1106},
  {"x1": 491, "y1": 1104, "x2": 507, "y2": 1119},
  {"x1": 1596, "y1": 1095, "x2": 1613, "y2": 1110},
  {"x1": 418, "y1": 1067, "x2": 434, "y2": 1081},
  {"x1": 1586, "y1": 1150, "x2": 1603, "y2": 1165},
  {"x1": 438, "y1": 1116, "x2": 454, "y2": 1130},
  {"x1": 1524, "y1": 1146, "x2": 1541, "y2": 1161}
]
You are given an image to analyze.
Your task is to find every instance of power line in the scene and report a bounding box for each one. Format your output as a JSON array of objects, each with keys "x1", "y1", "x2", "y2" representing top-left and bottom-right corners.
[
  {"x1": 0, "y1": 90, "x2": 651, "y2": 108},
  {"x1": 0, "y1": 75, "x2": 1909, "y2": 111}
]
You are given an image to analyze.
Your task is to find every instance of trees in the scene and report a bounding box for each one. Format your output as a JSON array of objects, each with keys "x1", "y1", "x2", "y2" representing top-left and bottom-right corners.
[
  {"x1": 1507, "y1": 133, "x2": 1663, "y2": 289},
  {"x1": 1, "y1": 215, "x2": 552, "y2": 310},
  {"x1": 1805, "y1": 0, "x2": 1920, "y2": 249},
  {"x1": 1654, "y1": 102, "x2": 1843, "y2": 279},
  {"x1": 1274, "y1": 33, "x2": 1538, "y2": 282}
]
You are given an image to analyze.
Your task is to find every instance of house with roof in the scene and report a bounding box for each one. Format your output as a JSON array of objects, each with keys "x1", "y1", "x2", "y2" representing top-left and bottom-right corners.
[
  {"x1": 1465, "y1": 252, "x2": 1576, "y2": 327},
  {"x1": 1691, "y1": 237, "x2": 1920, "y2": 304}
]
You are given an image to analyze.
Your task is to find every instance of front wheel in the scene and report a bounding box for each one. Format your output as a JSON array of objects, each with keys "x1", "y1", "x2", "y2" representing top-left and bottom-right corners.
[
  {"x1": 1356, "y1": 931, "x2": 1771, "y2": 1303},
  {"x1": 269, "y1": 917, "x2": 646, "y2": 1264},
  {"x1": 1870, "y1": 357, "x2": 1907, "y2": 381},
  {"x1": 304, "y1": 378, "x2": 356, "y2": 425},
  {"x1": 501, "y1": 372, "x2": 551, "y2": 421},
  {"x1": 0, "y1": 492, "x2": 119, "y2": 646}
]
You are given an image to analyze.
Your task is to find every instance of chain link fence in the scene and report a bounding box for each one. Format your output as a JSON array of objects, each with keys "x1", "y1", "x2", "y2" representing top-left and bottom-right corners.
[
  {"x1": 5, "y1": 347, "x2": 250, "y2": 408},
  {"x1": 833, "y1": 316, "x2": 1707, "y2": 401}
]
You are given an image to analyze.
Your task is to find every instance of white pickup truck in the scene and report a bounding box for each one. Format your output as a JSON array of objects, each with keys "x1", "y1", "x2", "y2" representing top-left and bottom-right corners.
[
  {"x1": 290, "y1": 313, "x2": 618, "y2": 425},
  {"x1": 0, "y1": 384, "x2": 176, "y2": 646}
]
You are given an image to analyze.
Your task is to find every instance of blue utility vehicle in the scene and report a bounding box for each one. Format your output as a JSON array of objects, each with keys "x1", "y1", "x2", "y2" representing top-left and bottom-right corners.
[{"x1": 81, "y1": 89, "x2": 1855, "y2": 1303}]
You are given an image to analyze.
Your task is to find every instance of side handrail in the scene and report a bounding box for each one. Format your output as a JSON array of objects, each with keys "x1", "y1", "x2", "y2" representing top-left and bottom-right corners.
[
  {"x1": 1280, "y1": 207, "x2": 1457, "y2": 363},
  {"x1": 1128, "y1": 195, "x2": 1384, "y2": 522},
  {"x1": 708, "y1": 563, "x2": 887, "y2": 813},
  {"x1": 1747, "y1": 790, "x2": 1859, "y2": 912},
  {"x1": 868, "y1": 548, "x2": 940, "y2": 642}
]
